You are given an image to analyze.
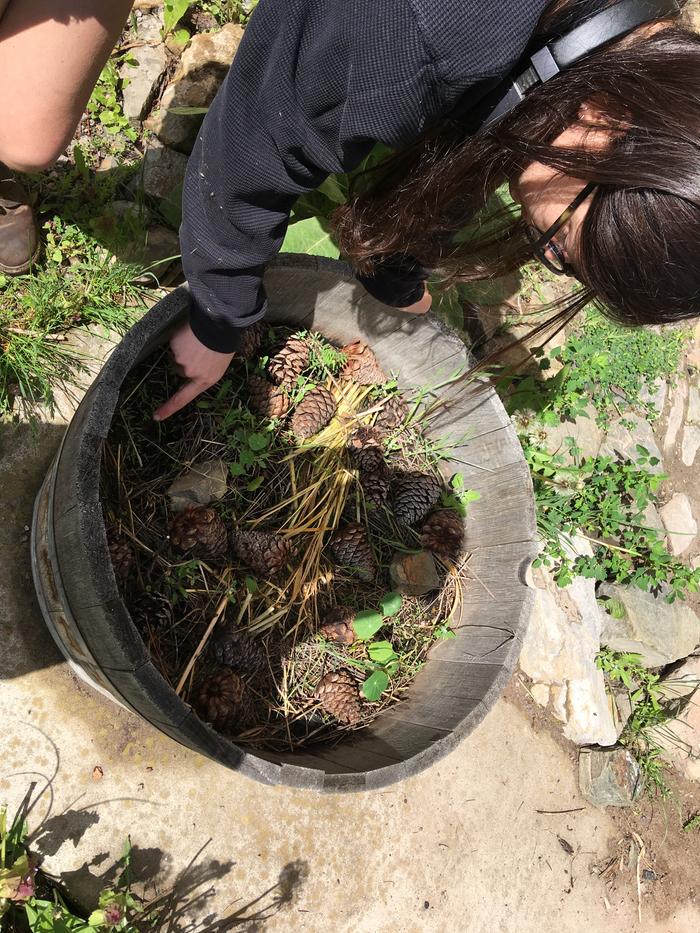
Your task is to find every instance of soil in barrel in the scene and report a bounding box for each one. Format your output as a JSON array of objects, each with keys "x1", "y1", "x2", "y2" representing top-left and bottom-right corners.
[{"x1": 100, "y1": 324, "x2": 474, "y2": 752}]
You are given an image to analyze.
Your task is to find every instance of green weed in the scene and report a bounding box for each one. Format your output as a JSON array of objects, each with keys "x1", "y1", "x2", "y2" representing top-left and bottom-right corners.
[
  {"x1": 526, "y1": 439, "x2": 700, "y2": 601},
  {"x1": 0, "y1": 233, "x2": 145, "y2": 415},
  {"x1": 199, "y1": 0, "x2": 258, "y2": 24},
  {"x1": 86, "y1": 56, "x2": 137, "y2": 147},
  {"x1": 504, "y1": 307, "x2": 689, "y2": 429},
  {"x1": 596, "y1": 648, "x2": 675, "y2": 799}
]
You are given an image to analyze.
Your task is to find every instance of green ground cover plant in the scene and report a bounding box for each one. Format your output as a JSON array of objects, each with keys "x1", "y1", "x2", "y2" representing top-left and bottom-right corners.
[
  {"x1": 503, "y1": 307, "x2": 689, "y2": 429},
  {"x1": 86, "y1": 57, "x2": 137, "y2": 148},
  {"x1": 525, "y1": 438, "x2": 700, "y2": 601}
]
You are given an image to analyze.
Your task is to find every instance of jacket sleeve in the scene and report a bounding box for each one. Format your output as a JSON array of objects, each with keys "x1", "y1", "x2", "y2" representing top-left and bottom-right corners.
[{"x1": 180, "y1": 0, "x2": 443, "y2": 353}]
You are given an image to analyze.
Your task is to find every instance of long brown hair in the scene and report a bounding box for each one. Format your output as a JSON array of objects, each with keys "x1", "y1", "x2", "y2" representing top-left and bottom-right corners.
[{"x1": 332, "y1": 0, "x2": 700, "y2": 329}]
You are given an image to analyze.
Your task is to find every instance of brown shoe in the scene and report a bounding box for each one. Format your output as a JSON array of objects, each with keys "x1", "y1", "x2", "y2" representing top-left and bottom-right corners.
[{"x1": 0, "y1": 164, "x2": 39, "y2": 274}]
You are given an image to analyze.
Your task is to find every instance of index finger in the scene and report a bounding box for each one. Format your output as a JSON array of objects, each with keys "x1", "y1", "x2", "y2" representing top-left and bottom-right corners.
[{"x1": 153, "y1": 380, "x2": 206, "y2": 421}]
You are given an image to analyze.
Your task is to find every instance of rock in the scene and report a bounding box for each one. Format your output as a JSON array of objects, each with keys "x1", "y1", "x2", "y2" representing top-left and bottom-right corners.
[
  {"x1": 599, "y1": 414, "x2": 663, "y2": 473},
  {"x1": 124, "y1": 225, "x2": 182, "y2": 285},
  {"x1": 612, "y1": 691, "x2": 633, "y2": 736},
  {"x1": 109, "y1": 200, "x2": 150, "y2": 223},
  {"x1": 578, "y1": 747, "x2": 641, "y2": 808},
  {"x1": 640, "y1": 379, "x2": 668, "y2": 418},
  {"x1": 120, "y1": 44, "x2": 168, "y2": 123},
  {"x1": 389, "y1": 551, "x2": 440, "y2": 596},
  {"x1": 141, "y1": 143, "x2": 188, "y2": 199},
  {"x1": 664, "y1": 380, "x2": 688, "y2": 450},
  {"x1": 660, "y1": 493, "x2": 698, "y2": 556},
  {"x1": 519, "y1": 542, "x2": 618, "y2": 746},
  {"x1": 167, "y1": 460, "x2": 229, "y2": 511},
  {"x1": 91, "y1": 201, "x2": 152, "y2": 250},
  {"x1": 188, "y1": 9, "x2": 219, "y2": 31},
  {"x1": 682, "y1": 424, "x2": 700, "y2": 467},
  {"x1": 147, "y1": 24, "x2": 244, "y2": 152},
  {"x1": 96, "y1": 155, "x2": 120, "y2": 173},
  {"x1": 530, "y1": 683, "x2": 550, "y2": 707},
  {"x1": 642, "y1": 501, "x2": 665, "y2": 535},
  {"x1": 599, "y1": 582, "x2": 700, "y2": 668},
  {"x1": 140, "y1": 225, "x2": 181, "y2": 274},
  {"x1": 688, "y1": 385, "x2": 700, "y2": 425},
  {"x1": 132, "y1": 8, "x2": 164, "y2": 43},
  {"x1": 551, "y1": 684, "x2": 568, "y2": 724},
  {"x1": 539, "y1": 407, "x2": 604, "y2": 462},
  {"x1": 649, "y1": 657, "x2": 700, "y2": 783}
]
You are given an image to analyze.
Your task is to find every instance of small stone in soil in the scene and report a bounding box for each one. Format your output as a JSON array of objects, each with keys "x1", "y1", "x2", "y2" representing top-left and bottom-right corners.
[
  {"x1": 167, "y1": 459, "x2": 229, "y2": 511},
  {"x1": 390, "y1": 550, "x2": 440, "y2": 596},
  {"x1": 578, "y1": 747, "x2": 641, "y2": 808}
]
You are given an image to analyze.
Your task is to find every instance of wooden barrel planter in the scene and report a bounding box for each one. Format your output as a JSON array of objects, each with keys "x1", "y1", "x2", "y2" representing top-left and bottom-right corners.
[{"x1": 31, "y1": 255, "x2": 537, "y2": 792}]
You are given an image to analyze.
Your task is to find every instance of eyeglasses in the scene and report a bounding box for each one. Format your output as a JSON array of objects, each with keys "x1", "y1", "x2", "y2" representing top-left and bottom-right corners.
[{"x1": 525, "y1": 181, "x2": 597, "y2": 275}]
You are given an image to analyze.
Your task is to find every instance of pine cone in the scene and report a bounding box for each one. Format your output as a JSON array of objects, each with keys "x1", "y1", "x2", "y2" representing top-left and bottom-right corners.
[
  {"x1": 232, "y1": 529, "x2": 292, "y2": 578},
  {"x1": 195, "y1": 669, "x2": 249, "y2": 731},
  {"x1": 238, "y1": 321, "x2": 266, "y2": 361},
  {"x1": 247, "y1": 375, "x2": 290, "y2": 420},
  {"x1": 316, "y1": 669, "x2": 362, "y2": 724},
  {"x1": 347, "y1": 426, "x2": 385, "y2": 473},
  {"x1": 375, "y1": 394, "x2": 409, "y2": 432},
  {"x1": 330, "y1": 523, "x2": 376, "y2": 581},
  {"x1": 267, "y1": 335, "x2": 311, "y2": 387},
  {"x1": 319, "y1": 606, "x2": 356, "y2": 646},
  {"x1": 211, "y1": 624, "x2": 268, "y2": 674},
  {"x1": 129, "y1": 591, "x2": 173, "y2": 632},
  {"x1": 392, "y1": 471, "x2": 443, "y2": 526},
  {"x1": 360, "y1": 468, "x2": 391, "y2": 508},
  {"x1": 421, "y1": 509, "x2": 465, "y2": 561},
  {"x1": 107, "y1": 529, "x2": 134, "y2": 584},
  {"x1": 289, "y1": 386, "x2": 336, "y2": 439},
  {"x1": 341, "y1": 341, "x2": 386, "y2": 385},
  {"x1": 169, "y1": 506, "x2": 228, "y2": 560}
]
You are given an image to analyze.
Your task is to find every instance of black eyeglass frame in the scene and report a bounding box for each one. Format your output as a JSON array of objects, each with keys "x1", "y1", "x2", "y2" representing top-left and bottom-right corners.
[{"x1": 527, "y1": 181, "x2": 598, "y2": 275}]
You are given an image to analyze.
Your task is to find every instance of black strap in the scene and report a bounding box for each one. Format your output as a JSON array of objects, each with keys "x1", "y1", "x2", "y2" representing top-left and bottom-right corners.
[{"x1": 470, "y1": 0, "x2": 680, "y2": 129}]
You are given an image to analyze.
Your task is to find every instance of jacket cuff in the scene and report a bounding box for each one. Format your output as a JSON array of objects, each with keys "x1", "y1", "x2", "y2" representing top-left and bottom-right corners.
[
  {"x1": 355, "y1": 254, "x2": 428, "y2": 308},
  {"x1": 188, "y1": 296, "x2": 267, "y2": 355}
]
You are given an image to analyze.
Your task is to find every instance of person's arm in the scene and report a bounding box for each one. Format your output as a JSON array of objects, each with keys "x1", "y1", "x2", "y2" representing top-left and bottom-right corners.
[{"x1": 154, "y1": 0, "x2": 444, "y2": 420}]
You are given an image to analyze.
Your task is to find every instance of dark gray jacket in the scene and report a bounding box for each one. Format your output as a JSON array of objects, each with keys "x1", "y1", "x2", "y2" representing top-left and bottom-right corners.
[{"x1": 180, "y1": 0, "x2": 549, "y2": 352}]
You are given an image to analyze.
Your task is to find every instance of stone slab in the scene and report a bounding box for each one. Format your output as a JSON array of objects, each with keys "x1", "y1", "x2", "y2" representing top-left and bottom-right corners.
[
  {"x1": 650, "y1": 658, "x2": 700, "y2": 783},
  {"x1": 687, "y1": 385, "x2": 700, "y2": 425},
  {"x1": 600, "y1": 414, "x2": 663, "y2": 473},
  {"x1": 640, "y1": 379, "x2": 668, "y2": 418},
  {"x1": 682, "y1": 424, "x2": 700, "y2": 467},
  {"x1": 539, "y1": 407, "x2": 604, "y2": 461},
  {"x1": 120, "y1": 44, "x2": 167, "y2": 123},
  {"x1": 578, "y1": 747, "x2": 641, "y2": 808},
  {"x1": 599, "y1": 583, "x2": 700, "y2": 668},
  {"x1": 664, "y1": 380, "x2": 688, "y2": 451},
  {"x1": 660, "y1": 494, "x2": 698, "y2": 556},
  {"x1": 519, "y1": 556, "x2": 617, "y2": 747},
  {"x1": 141, "y1": 143, "x2": 188, "y2": 200}
]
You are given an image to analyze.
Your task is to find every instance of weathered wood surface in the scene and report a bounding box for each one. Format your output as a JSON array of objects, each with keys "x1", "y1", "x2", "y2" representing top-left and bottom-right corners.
[{"x1": 32, "y1": 255, "x2": 537, "y2": 789}]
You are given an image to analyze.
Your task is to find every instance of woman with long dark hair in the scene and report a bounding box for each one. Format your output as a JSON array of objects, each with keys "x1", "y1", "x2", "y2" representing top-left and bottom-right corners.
[{"x1": 157, "y1": 0, "x2": 700, "y2": 419}]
